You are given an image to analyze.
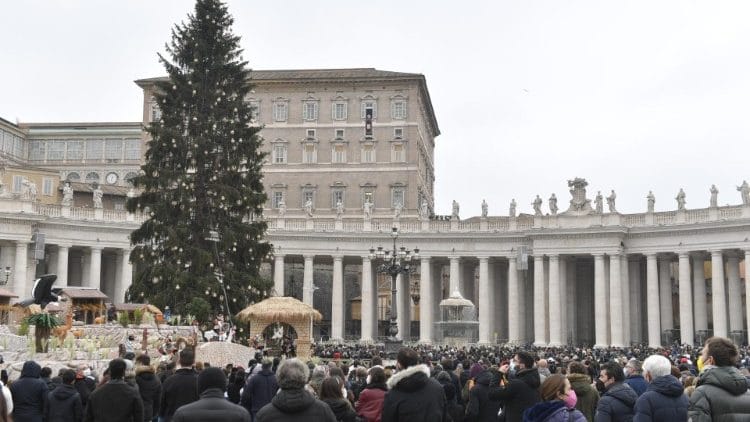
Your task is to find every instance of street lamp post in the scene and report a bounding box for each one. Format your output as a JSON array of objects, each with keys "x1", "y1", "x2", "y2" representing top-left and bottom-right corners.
[{"x1": 369, "y1": 227, "x2": 419, "y2": 355}]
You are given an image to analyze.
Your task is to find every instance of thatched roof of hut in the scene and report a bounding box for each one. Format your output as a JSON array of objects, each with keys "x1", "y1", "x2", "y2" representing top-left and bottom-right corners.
[{"x1": 236, "y1": 296, "x2": 322, "y2": 322}]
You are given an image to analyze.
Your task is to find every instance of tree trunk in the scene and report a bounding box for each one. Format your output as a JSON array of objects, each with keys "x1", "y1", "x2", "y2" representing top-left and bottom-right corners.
[{"x1": 35, "y1": 326, "x2": 50, "y2": 353}]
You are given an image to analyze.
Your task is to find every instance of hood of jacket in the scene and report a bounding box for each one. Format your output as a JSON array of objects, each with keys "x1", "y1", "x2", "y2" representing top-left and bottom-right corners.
[
  {"x1": 323, "y1": 398, "x2": 352, "y2": 415},
  {"x1": 568, "y1": 373, "x2": 594, "y2": 397},
  {"x1": 364, "y1": 382, "x2": 388, "y2": 392},
  {"x1": 516, "y1": 367, "x2": 542, "y2": 390},
  {"x1": 387, "y1": 364, "x2": 431, "y2": 391},
  {"x1": 604, "y1": 382, "x2": 638, "y2": 407},
  {"x1": 272, "y1": 388, "x2": 317, "y2": 413},
  {"x1": 135, "y1": 365, "x2": 156, "y2": 377},
  {"x1": 475, "y1": 369, "x2": 493, "y2": 386},
  {"x1": 698, "y1": 366, "x2": 749, "y2": 396},
  {"x1": 52, "y1": 383, "x2": 79, "y2": 401},
  {"x1": 648, "y1": 375, "x2": 684, "y2": 397},
  {"x1": 21, "y1": 360, "x2": 42, "y2": 378},
  {"x1": 523, "y1": 400, "x2": 566, "y2": 421}
]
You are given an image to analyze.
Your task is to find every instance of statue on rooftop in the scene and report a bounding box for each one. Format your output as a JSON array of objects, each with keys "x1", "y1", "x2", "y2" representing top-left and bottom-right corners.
[
  {"x1": 549, "y1": 194, "x2": 558, "y2": 216},
  {"x1": 509, "y1": 199, "x2": 517, "y2": 217},
  {"x1": 62, "y1": 182, "x2": 74, "y2": 207},
  {"x1": 710, "y1": 184, "x2": 719, "y2": 208},
  {"x1": 336, "y1": 199, "x2": 344, "y2": 219},
  {"x1": 676, "y1": 188, "x2": 686, "y2": 211},
  {"x1": 606, "y1": 190, "x2": 617, "y2": 213},
  {"x1": 738, "y1": 180, "x2": 750, "y2": 205},
  {"x1": 594, "y1": 191, "x2": 604, "y2": 214},
  {"x1": 646, "y1": 191, "x2": 655, "y2": 213},
  {"x1": 481, "y1": 199, "x2": 488, "y2": 218},
  {"x1": 92, "y1": 183, "x2": 103, "y2": 209},
  {"x1": 452, "y1": 200, "x2": 460, "y2": 220},
  {"x1": 532, "y1": 195, "x2": 543, "y2": 216}
]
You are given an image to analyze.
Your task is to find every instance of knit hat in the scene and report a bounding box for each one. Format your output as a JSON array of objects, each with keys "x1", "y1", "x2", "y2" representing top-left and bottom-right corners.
[
  {"x1": 469, "y1": 363, "x2": 484, "y2": 379},
  {"x1": 197, "y1": 367, "x2": 226, "y2": 393}
]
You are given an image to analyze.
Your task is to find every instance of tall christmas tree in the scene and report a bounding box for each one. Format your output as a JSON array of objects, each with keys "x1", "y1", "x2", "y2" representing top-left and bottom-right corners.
[{"x1": 126, "y1": 0, "x2": 272, "y2": 317}]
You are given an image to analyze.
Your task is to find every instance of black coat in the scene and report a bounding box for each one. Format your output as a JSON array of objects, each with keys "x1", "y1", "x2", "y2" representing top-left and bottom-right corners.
[
  {"x1": 465, "y1": 370, "x2": 502, "y2": 422},
  {"x1": 487, "y1": 367, "x2": 542, "y2": 422},
  {"x1": 10, "y1": 360, "x2": 49, "y2": 422},
  {"x1": 240, "y1": 368, "x2": 279, "y2": 416},
  {"x1": 172, "y1": 389, "x2": 251, "y2": 422},
  {"x1": 159, "y1": 368, "x2": 199, "y2": 422},
  {"x1": 381, "y1": 364, "x2": 448, "y2": 422},
  {"x1": 74, "y1": 376, "x2": 96, "y2": 408},
  {"x1": 594, "y1": 382, "x2": 638, "y2": 422},
  {"x1": 633, "y1": 375, "x2": 687, "y2": 422},
  {"x1": 135, "y1": 365, "x2": 161, "y2": 422},
  {"x1": 44, "y1": 383, "x2": 83, "y2": 422},
  {"x1": 255, "y1": 388, "x2": 337, "y2": 422},
  {"x1": 84, "y1": 379, "x2": 144, "y2": 422},
  {"x1": 323, "y1": 397, "x2": 359, "y2": 422}
]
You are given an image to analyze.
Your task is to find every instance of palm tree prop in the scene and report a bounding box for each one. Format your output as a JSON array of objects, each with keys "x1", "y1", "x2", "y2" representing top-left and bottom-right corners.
[{"x1": 25, "y1": 312, "x2": 60, "y2": 353}]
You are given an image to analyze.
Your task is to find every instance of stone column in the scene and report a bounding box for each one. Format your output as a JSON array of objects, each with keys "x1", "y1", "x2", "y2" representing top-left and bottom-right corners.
[
  {"x1": 13, "y1": 241, "x2": 29, "y2": 299},
  {"x1": 559, "y1": 257, "x2": 568, "y2": 344},
  {"x1": 449, "y1": 257, "x2": 460, "y2": 295},
  {"x1": 745, "y1": 250, "x2": 750, "y2": 337},
  {"x1": 594, "y1": 253, "x2": 608, "y2": 347},
  {"x1": 711, "y1": 250, "x2": 727, "y2": 337},
  {"x1": 419, "y1": 257, "x2": 433, "y2": 344},
  {"x1": 566, "y1": 259, "x2": 577, "y2": 344},
  {"x1": 533, "y1": 255, "x2": 547, "y2": 346},
  {"x1": 692, "y1": 253, "x2": 708, "y2": 332},
  {"x1": 302, "y1": 255, "x2": 314, "y2": 306},
  {"x1": 478, "y1": 256, "x2": 491, "y2": 344},
  {"x1": 507, "y1": 256, "x2": 521, "y2": 344},
  {"x1": 548, "y1": 254, "x2": 562, "y2": 346},
  {"x1": 273, "y1": 254, "x2": 285, "y2": 296},
  {"x1": 659, "y1": 256, "x2": 674, "y2": 330},
  {"x1": 116, "y1": 248, "x2": 132, "y2": 303},
  {"x1": 396, "y1": 273, "x2": 410, "y2": 340},
  {"x1": 57, "y1": 245, "x2": 70, "y2": 287},
  {"x1": 629, "y1": 257, "x2": 642, "y2": 343},
  {"x1": 620, "y1": 254, "x2": 630, "y2": 346},
  {"x1": 88, "y1": 246, "x2": 103, "y2": 289},
  {"x1": 726, "y1": 253, "x2": 743, "y2": 332},
  {"x1": 678, "y1": 252, "x2": 694, "y2": 344},
  {"x1": 361, "y1": 256, "x2": 375, "y2": 343},
  {"x1": 462, "y1": 262, "x2": 476, "y2": 305},
  {"x1": 331, "y1": 255, "x2": 344, "y2": 341},
  {"x1": 609, "y1": 253, "x2": 624, "y2": 347},
  {"x1": 646, "y1": 253, "x2": 661, "y2": 347}
]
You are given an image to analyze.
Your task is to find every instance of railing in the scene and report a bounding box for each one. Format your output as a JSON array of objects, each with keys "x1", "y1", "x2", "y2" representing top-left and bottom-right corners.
[
  {"x1": 429, "y1": 220, "x2": 451, "y2": 232},
  {"x1": 685, "y1": 209, "x2": 710, "y2": 224},
  {"x1": 654, "y1": 211, "x2": 676, "y2": 225},
  {"x1": 103, "y1": 209, "x2": 128, "y2": 220},
  {"x1": 622, "y1": 214, "x2": 645, "y2": 227},
  {"x1": 33, "y1": 203, "x2": 61, "y2": 217},
  {"x1": 70, "y1": 207, "x2": 95, "y2": 220},
  {"x1": 719, "y1": 206, "x2": 743, "y2": 219},
  {"x1": 487, "y1": 219, "x2": 509, "y2": 231}
]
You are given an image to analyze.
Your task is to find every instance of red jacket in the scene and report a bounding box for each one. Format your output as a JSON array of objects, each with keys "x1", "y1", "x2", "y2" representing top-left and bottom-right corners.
[{"x1": 356, "y1": 384, "x2": 387, "y2": 422}]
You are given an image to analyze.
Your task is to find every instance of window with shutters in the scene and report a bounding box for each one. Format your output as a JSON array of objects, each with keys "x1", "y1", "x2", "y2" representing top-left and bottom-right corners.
[
  {"x1": 333, "y1": 102, "x2": 347, "y2": 120},
  {"x1": 302, "y1": 101, "x2": 318, "y2": 121},
  {"x1": 332, "y1": 144, "x2": 346, "y2": 163},
  {"x1": 42, "y1": 178, "x2": 54, "y2": 196},
  {"x1": 273, "y1": 144, "x2": 287, "y2": 164},
  {"x1": 303, "y1": 144, "x2": 317, "y2": 164},
  {"x1": 361, "y1": 144, "x2": 375, "y2": 163},
  {"x1": 391, "y1": 143, "x2": 405, "y2": 162},
  {"x1": 273, "y1": 101, "x2": 288, "y2": 122}
]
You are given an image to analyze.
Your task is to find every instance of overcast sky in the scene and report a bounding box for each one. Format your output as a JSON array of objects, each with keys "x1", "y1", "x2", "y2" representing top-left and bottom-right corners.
[{"x1": 2, "y1": 1, "x2": 749, "y2": 216}]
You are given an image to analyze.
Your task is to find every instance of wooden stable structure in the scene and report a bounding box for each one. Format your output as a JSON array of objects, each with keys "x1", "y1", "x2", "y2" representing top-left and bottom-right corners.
[
  {"x1": 114, "y1": 303, "x2": 164, "y2": 324},
  {"x1": 236, "y1": 296, "x2": 322, "y2": 360},
  {"x1": 0, "y1": 288, "x2": 17, "y2": 324},
  {"x1": 59, "y1": 288, "x2": 108, "y2": 324}
]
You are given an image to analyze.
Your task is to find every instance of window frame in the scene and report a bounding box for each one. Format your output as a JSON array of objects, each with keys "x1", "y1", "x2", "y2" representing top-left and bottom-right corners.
[
  {"x1": 332, "y1": 144, "x2": 346, "y2": 164},
  {"x1": 302, "y1": 101, "x2": 319, "y2": 121},
  {"x1": 302, "y1": 143, "x2": 317, "y2": 164},
  {"x1": 273, "y1": 101, "x2": 289, "y2": 122},
  {"x1": 272, "y1": 144, "x2": 288, "y2": 164}
]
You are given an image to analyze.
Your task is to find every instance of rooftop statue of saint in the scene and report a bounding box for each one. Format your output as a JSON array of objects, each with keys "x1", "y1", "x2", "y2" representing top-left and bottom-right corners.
[
  {"x1": 452, "y1": 200, "x2": 460, "y2": 219},
  {"x1": 549, "y1": 193, "x2": 558, "y2": 215},
  {"x1": 710, "y1": 184, "x2": 719, "y2": 208},
  {"x1": 336, "y1": 199, "x2": 344, "y2": 219},
  {"x1": 481, "y1": 199, "x2": 488, "y2": 218},
  {"x1": 277, "y1": 199, "x2": 286, "y2": 217},
  {"x1": 393, "y1": 202, "x2": 402, "y2": 219},
  {"x1": 676, "y1": 188, "x2": 686, "y2": 211},
  {"x1": 647, "y1": 190, "x2": 655, "y2": 213},
  {"x1": 594, "y1": 191, "x2": 603, "y2": 214},
  {"x1": 606, "y1": 190, "x2": 617, "y2": 213},
  {"x1": 419, "y1": 200, "x2": 429, "y2": 220},
  {"x1": 532, "y1": 195, "x2": 543, "y2": 216},
  {"x1": 737, "y1": 180, "x2": 750, "y2": 205},
  {"x1": 509, "y1": 199, "x2": 517, "y2": 217}
]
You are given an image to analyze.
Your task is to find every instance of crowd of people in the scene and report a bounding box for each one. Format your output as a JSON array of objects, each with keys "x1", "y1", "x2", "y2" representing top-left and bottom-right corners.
[{"x1": 1, "y1": 336, "x2": 749, "y2": 421}]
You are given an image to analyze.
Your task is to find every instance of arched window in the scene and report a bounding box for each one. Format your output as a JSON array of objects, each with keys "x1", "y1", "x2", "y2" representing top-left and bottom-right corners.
[
  {"x1": 66, "y1": 172, "x2": 81, "y2": 182},
  {"x1": 85, "y1": 172, "x2": 100, "y2": 184},
  {"x1": 124, "y1": 172, "x2": 138, "y2": 186}
]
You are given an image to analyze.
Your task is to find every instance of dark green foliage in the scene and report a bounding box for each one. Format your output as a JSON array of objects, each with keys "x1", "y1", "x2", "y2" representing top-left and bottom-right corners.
[
  {"x1": 26, "y1": 312, "x2": 60, "y2": 352},
  {"x1": 186, "y1": 297, "x2": 211, "y2": 323},
  {"x1": 126, "y1": 0, "x2": 272, "y2": 316}
]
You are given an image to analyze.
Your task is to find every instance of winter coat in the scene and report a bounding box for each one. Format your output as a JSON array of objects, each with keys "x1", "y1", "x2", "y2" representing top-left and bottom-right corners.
[
  {"x1": 84, "y1": 379, "x2": 144, "y2": 422},
  {"x1": 381, "y1": 364, "x2": 448, "y2": 422},
  {"x1": 624, "y1": 376, "x2": 648, "y2": 398},
  {"x1": 323, "y1": 397, "x2": 359, "y2": 422},
  {"x1": 488, "y1": 367, "x2": 542, "y2": 422},
  {"x1": 355, "y1": 383, "x2": 387, "y2": 422},
  {"x1": 240, "y1": 368, "x2": 279, "y2": 417},
  {"x1": 688, "y1": 366, "x2": 750, "y2": 422},
  {"x1": 74, "y1": 376, "x2": 96, "y2": 408},
  {"x1": 10, "y1": 360, "x2": 48, "y2": 422},
  {"x1": 594, "y1": 383, "x2": 637, "y2": 422},
  {"x1": 158, "y1": 367, "x2": 199, "y2": 422},
  {"x1": 135, "y1": 365, "x2": 161, "y2": 422},
  {"x1": 465, "y1": 370, "x2": 502, "y2": 422},
  {"x1": 44, "y1": 383, "x2": 83, "y2": 422},
  {"x1": 172, "y1": 388, "x2": 251, "y2": 422},
  {"x1": 633, "y1": 375, "x2": 687, "y2": 422},
  {"x1": 567, "y1": 373, "x2": 599, "y2": 422},
  {"x1": 255, "y1": 387, "x2": 337, "y2": 422},
  {"x1": 523, "y1": 400, "x2": 587, "y2": 422}
]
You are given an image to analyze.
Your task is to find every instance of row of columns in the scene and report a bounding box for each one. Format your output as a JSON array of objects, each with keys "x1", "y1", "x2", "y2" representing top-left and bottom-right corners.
[{"x1": 2, "y1": 242, "x2": 133, "y2": 304}]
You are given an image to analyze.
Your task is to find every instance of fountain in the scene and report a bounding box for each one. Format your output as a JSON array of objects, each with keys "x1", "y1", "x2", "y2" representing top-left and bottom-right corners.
[{"x1": 435, "y1": 290, "x2": 479, "y2": 344}]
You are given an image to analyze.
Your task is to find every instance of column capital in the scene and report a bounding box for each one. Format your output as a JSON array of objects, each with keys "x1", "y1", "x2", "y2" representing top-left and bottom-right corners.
[
  {"x1": 361, "y1": 255, "x2": 372, "y2": 262},
  {"x1": 332, "y1": 254, "x2": 343, "y2": 262},
  {"x1": 710, "y1": 249, "x2": 724, "y2": 257},
  {"x1": 57, "y1": 243, "x2": 73, "y2": 250},
  {"x1": 548, "y1": 254, "x2": 559, "y2": 261},
  {"x1": 645, "y1": 252, "x2": 658, "y2": 259},
  {"x1": 678, "y1": 252, "x2": 690, "y2": 259},
  {"x1": 534, "y1": 254, "x2": 545, "y2": 261},
  {"x1": 303, "y1": 254, "x2": 315, "y2": 260},
  {"x1": 477, "y1": 256, "x2": 490, "y2": 263},
  {"x1": 592, "y1": 253, "x2": 605, "y2": 259},
  {"x1": 690, "y1": 251, "x2": 708, "y2": 259},
  {"x1": 89, "y1": 245, "x2": 104, "y2": 252},
  {"x1": 15, "y1": 240, "x2": 30, "y2": 246},
  {"x1": 274, "y1": 253, "x2": 286, "y2": 259}
]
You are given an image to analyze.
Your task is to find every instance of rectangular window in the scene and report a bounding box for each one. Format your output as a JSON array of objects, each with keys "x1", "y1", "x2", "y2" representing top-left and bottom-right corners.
[
  {"x1": 13, "y1": 136, "x2": 23, "y2": 158},
  {"x1": 361, "y1": 144, "x2": 375, "y2": 163},
  {"x1": 86, "y1": 140, "x2": 104, "y2": 161},
  {"x1": 12, "y1": 175, "x2": 23, "y2": 193},
  {"x1": 392, "y1": 189, "x2": 405, "y2": 208},
  {"x1": 302, "y1": 190, "x2": 314, "y2": 207},
  {"x1": 273, "y1": 103, "x2": 288, "y2": 122},
  {"x1": 151, "y1": 102, "x2": 161, "y2": 122},
  {"x1": 273, "y1": 191, "x2": 284, "y2": 208},
  {"x1": 394, "y1": 128, "x2": 404, "y2": 139},
  {"x1": 360, "y1": 101, "x2": 377, "y2": 119},
  {"x1": 333, "y1": 103, "x2": 347, "y2": 120},
  {"x1": 47, "y1": 141, "x2": 65, "y2": 161},
  {"x1": 124, "y1": 139, "x2": 140, "y2": 160},
  {"x1": 332, "y1": 189, "x2": 344, "y2": 207},
  {"x1": 67, "y1": 141, "x2": 84, "y2": 161},
  {"x1": 273, "y1": 145, "x2": 287, "y2": 164},
  {"x1": 42, "y1": 178, "x2": 54, "y2": 196},
  {"x1": 332, "y1": 144, "x2": 346, "y2": 163},
  {"x1": 306, "y1": 129, "x2": 316, "y2": 140},
  {"x1": 303, "y1": 144, "x2": 316, "y2": 163},
  {"x1": 105, "y1": 139, "x2": 123, "y2": 160},
  {"x1": 391, "y1": 101, "x2": 407, "y2": 119},
  {"x1": 363, "y1": 191, "x2": 374, "y2": 207},
  {"x1": 302, "y1": 102, "x2": 318, "y2": 121},
  {"x1": 29, "y1": 141, "x2": 45, "y2": 161},
  {"x1": 114, "y1": 201, "x2": 125, "y2": 211},
  {"x1": 392, "y1": 143, "x2": 405, "y2": 162},
  {"x1": 335, "y1": 129, "x2": 345, "y2": 140}
]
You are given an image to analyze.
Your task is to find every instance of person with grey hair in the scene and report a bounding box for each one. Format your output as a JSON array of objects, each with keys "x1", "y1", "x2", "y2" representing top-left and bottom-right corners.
[
  {"x1": 255, "y1": 358, "x2": 336, "y2": 422},
  {"x1": 633, "y1": 354, "x2": 687, "y2": 421},
  {"x1": 241, "y1": 358, "x2": 278, "y2": 421},
  {"x1": 624, "y1": 359, "x2": 648, "y2": 397}
]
